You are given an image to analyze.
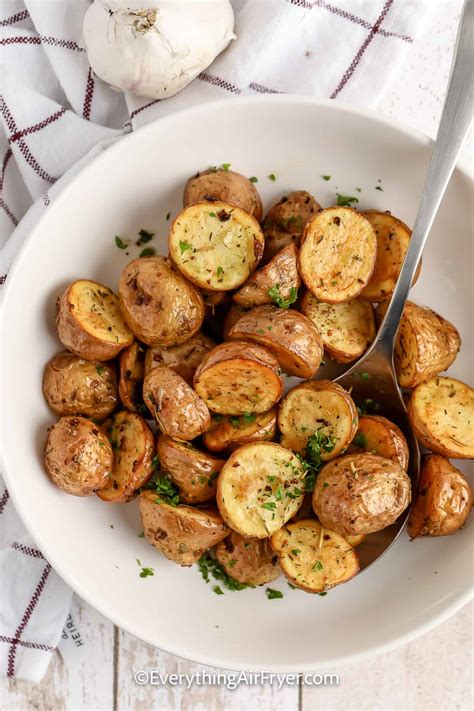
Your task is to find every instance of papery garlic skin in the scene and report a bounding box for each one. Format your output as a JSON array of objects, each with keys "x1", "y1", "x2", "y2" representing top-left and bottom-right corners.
[{"x1": 83, "y1": 0, "x2": 236, "y2": 99}]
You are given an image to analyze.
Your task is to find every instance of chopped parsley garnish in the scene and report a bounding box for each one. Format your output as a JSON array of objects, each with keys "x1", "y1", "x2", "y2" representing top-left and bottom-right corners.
[
  {"x1": 139, "y1": 247, "x2": 156, "y2": 257},
  {"x1": 222, "y1": 163, "x2": 231, "y2": 171},
  {"x1": 209, "y1": 211, "x2": 217, "y2": 217},
  {"x1": 179, "y1": 240, "x2": 193, "y2": 254},
  {"x1": 335, "y1": 193, "x2": 359, "y2": 207},
  {"x1": 322, "y1": 175, "x2": 331, "y2": 181},
  {"x1": 268, "y1": 173, "x2": 277, "y2": 181},
  {"x1": 138, "y1": 532, "x2": 145, "y2": 538},
  {"x1": 115, "y1": 236, "x2": 128, "y2": 250},
  {"x1": 137, "y1": 228, "x2": 154, "y2": 244},
  {"x1": 139, "y1": 567, "x2": 154, "y2": 578},
  {"x1": 216, "y1": 266, "x2": 224, "y2": 278},
  {"x1": 313, "y1": 561, "x2": 323, "y2": 571},
  {"x1": 287, "y1": 582, "x2": 296, "y2": 590},
  {"x1": 360, "y1": 372, "x2": 370, "y2": 381},
  {"x1": 268, "y1": 284, "x2": 298, "y2": 309},
  {"x1": 261, "y1": 501, "x2": 277, "y2": 512},
  {"x1": 375, "y1": 186, "x2": 383, "y2": 191},
  {"x1": 354, "y1": 432, "x2": 368, "y2": 448},
  {"x1": 319, "y1": 592, "x2": 328, "y2": 597},
  {"x1": 266, "y1": 588, "x2": 283, "y2": 599},
  {"x1": 291, "y1": 549, "x2": 301, "y2": 556},
  {"x1": 143, "y1": 472, "x2": 180, "y2": 506},
  {"x1": 95, "y1": 366, "x2": 105, "y2": 376},
  {"x1": 213, "y1": 585, "x2": 224, "y2": 595},
  {"x1": 198, "y1": 552, "x2": 250, "y2": 592},
  {"x1": 213, "y1": 414, "x2": 224, "y2": 423},
  {"x1": 302, "y1": 429, "x2": 336, "y2": 492},
  {"x1": 242, "y1": 412, "x2": 256, "y2": 425},
  {"x1": 249, "y1": 176, "x2": 258, "y2": 183},
  {"x1": 357, "y1": 398, "x2": 380, "y2": 416}
]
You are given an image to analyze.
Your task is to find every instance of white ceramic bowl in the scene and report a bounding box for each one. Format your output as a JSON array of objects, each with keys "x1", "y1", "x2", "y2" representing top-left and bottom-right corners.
[{"x1": 1, "y1": 96, "x2": 472, "y2": 672}]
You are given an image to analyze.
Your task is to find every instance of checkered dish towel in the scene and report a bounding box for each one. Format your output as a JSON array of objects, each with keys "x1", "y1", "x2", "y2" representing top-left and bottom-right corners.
[{"x1": 0, "y1": 0, "x2": 430, "y2": 682}]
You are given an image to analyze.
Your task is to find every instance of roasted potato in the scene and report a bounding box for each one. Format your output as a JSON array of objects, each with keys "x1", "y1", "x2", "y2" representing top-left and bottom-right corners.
[
  {"x1": 118, "y1": 342, "x2": 146, "y2": 412},
  {"x1": 345, "y1": 534, "x2": 366, "y2": 547},
  {"x1": 42, "y1": 351, "x2": 118, "y2": 420},
  {"x1": 299, "y1": 208, "x2": 377, "y2": 303},
  {"x1": 270, "y1": 519, "x2": 360, "y2": 593},
  {"x1": 262, "y1": 191, "x2": 321, "y2": 263},
  {"x1": 44, "y1": 416, "x2": 112, "y2": 497},
  {"x1": 377, "y1": 301, "x2": 461, "y2": 388},
  {"x1": 349, "y1": 415, "x2": 409, "y2": 470},
  {"x1": 193, "y1": 341, "x2": 283, "y2": 415},
  {"x1": 407, "y1": 376, "x2": 474, "y2": 458},
  {"x1": 300, "y1": 291, "x2": 375, "y2": 363},
  {"x1": 56, "y1": 280, "x2": 133, "y2": 360},
  {"x1": 203, "y1": 409, "x2": 277, "y2": 452},
  {"x1": 139, "y1": 491, "x2": 229, "y2": 566},
  {"x1": 408, "y1": 455, "x2": 473, "y2": 538},
  {"x1": 233, "y1": 243, "x2": 301, "y2": 308},
  {"x1": 360, "y1": 210, "x2": 418, "y2": 301},
  {"x1": 118, "y1": 256, "x2": 205, "y2": 347},
  {"x1": 143, "y1": 366, "x2": 211, "y2": 441},
  {"x1": 169, "y1": 201, "x2": 264, "y2": 291},
  {"x1": 278, "y1": 379, "x2": 358, "y2": 456},
  {"x1": 156, "y1": 435, "x2": 225, "y2": 504},
  {"x1": 313, "y1": 453, "x2": 411, "y2": 536},
  {"x1": 228, "y1": 305, "x2": 323, "y2": 378},
  {"x1": 183, "y1": 168, "x2": 263, "y2": 221},
  {"x1": 144, "y1": 332, "x2": 215, "y2": 385},
  {"x1": 215, "y1": 532, "x2": 280, "y2": 585},
  {"x1": 98, "y1": 411, "x2": 154, "y2": 502},
  {"x1": 222, "y1": 303, "x2": 251, "y2": 340},
  {"x1": 217, "y1": 442, "x2": 306, "y2": 538}
]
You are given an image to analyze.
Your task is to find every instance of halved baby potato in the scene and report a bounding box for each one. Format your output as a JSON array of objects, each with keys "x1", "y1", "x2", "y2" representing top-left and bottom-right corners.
[
  {"x1": 408, "y1": 455, "x2": 473, "y2": 538},
  {"x1": 300, "y1": 291, "x2": 375, "y2": 363},
  {"x1": 215, "y1": 532, "x2": 280, "y2": 586},
  {"x1": 228, "y1": 305, "x2": 323, "y2": 378},
  {"x1": 360, "y1": 210, "x2": 417, "y2": 301},
  {"x1": 183, "y1": 168, "x2": 263, "y2": 221},
  {"x1": 299, "y1": 207, "x2": 377, "y2": 303},
  {"x1": 377, "y1": 301, "x2": 461, "y2": 388},
  {"x1": 407, "y1": 376, "x2": 474, "y2": 458},
  {"x1": 169, "y1": 201, "x2": 264, "y2": 291},
  {"x1": 118, "y1": 256, "x2": 205, "y2": 347},
  {"x1": 43, "y1": 351, "x2": 118, "y2": 420},
  {"x1": 313, "y1": 453, "x2": 411, "y2": 536},
  {"x1": 217, "y1": 442, "x2": 306, "y2": 538},
  {"x1": 144, "y1": 332, "x2": 215, "y2": 384},
  {"x1": 202, "y1": 408, "x2": 277, "y2": 452},
  {"x1": 345, "y1": 534, "x2": 366, "y2": 547},
  {"x1": 270, "y1": 519, "x2": 360, "y2": 593},
  {"x1": 233, "y1": 243, "x2": 301, "y2": 308},
  {"x1": 56, "y1": 280, "x2": 133, "y2": 360},
  {"x1": 193, "y1": 341, "x2": 283, "y2": 415},
  {"x1": 139, "y1": 491, "x2": 229, "y2": 566},
  {"x1": 349, "y1": 415, "x2": 409, "y2": 471},
  {"x1": 156, "y1": 435, "x2": 225, "y2": 504},
  {"x1": 278, "y1": 379, "x2": 358, "y2": 456},
  {"x1": 118, "y1": 342, "x2": 146, "y2": 412},
  {"x1": 143, "y1": 366, "x2": 211, "y2": 441},
  {"x1": 222, "y1": 303, "x2": 252, "y2": 340},
  {"x1": 262, "y1": 190, "x2": 321, "y2": 263},
  {"x1": 98, "y1": 411, "x2": 154, "y2": 503},
  {"x1": 44, "y1": 416, "x2": 113, "y2": 497}
]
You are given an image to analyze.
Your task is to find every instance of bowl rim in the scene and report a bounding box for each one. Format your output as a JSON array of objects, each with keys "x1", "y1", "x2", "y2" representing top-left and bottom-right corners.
[{"x1": 1, "y1": 94, "x2": 473, "y2": 672}]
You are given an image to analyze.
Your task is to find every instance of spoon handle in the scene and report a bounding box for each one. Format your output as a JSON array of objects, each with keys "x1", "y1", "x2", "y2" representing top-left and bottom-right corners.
[{"x1": 373, "y1": 0, "x2": 473, "y2": 359}]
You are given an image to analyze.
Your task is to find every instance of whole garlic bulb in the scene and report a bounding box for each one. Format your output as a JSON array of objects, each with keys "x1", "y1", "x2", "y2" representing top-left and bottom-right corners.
[{"x1": 83, "y1": 0, "x2": 235, "y2": 99}]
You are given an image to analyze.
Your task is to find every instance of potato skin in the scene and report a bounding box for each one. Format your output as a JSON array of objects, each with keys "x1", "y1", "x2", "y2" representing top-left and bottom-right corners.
[
  {"x1": 144, "y1": 332, "x2": 215, "y2": 384},
  {"x1": 407, "y1": 376, "x2": 474, "y2": 458},
  {"x1": 194, "y1": 341, "x2": 283, "y2": 415},
  {"x1": 228, "y1": 305, "x2": 323, "y2": 378},
  {"x1": 222, "y1": 303, "x2": 252, "y2": 340},
  {"x1": 203, "y1": 409, "x2": 277, "y2": 452},
  {"x1": 313, "y1": 454, "x2": 411, "y2": 536},
  {"x1": 377, "y1": 301, "x2": 461, "y2": 388},
  {"x1": 349, "y1": 415, "x2": 409, "y2": 471},
  {"x1": 156, "y1": 435, "x2": 225, "y2": 504},
  {"x1": 262, "y1": 191, "x2": 321, "y2": 263},
  {"x1": 139, "y1": 491, "x2": 229, "y2": 566},
  {"x1": 215, "y1": 532, "x2": 280, "y2": 585},
  {"x1": 183, "y1": 168, "x2": 263, "y2": 221},
  {"x1": 44, "y1": 416, "x2": 112, "y2": 497},
  {"x1": 301, "y1": 291, "x2": 375, "y2": 364},
  {"x1": 98, "y1": 410, "x2": 154, "y2": 503},
  {"x1": 118, "y1": 342, "x2": 146, "y2": 412},
  {"x1": 233, "y1": 243, "x2": 301, "y2": 308},
  {"x1": 118, "y1": 257, "x2": 204, "y2": 347},
  {"x1": 143, "y1": 366, "x2": 210, "y2": 441},
  {"x1": 43, "y1": 351, "x2": 118, "y2": 420},
  {"x1": 408, "y1": 455, "x2": 473, "y2": 538},
  {"x1": 56, "y1": 280, "x2": 133, "y2": 360}
]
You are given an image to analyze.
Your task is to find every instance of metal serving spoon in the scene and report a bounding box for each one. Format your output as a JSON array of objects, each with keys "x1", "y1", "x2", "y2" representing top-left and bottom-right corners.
[{"x1": 334, "y1": 0, "x2": 473, "y2": 570}]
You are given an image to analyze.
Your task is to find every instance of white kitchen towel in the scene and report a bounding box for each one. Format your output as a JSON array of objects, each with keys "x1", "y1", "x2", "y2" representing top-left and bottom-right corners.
[{"x1": 0, "y1": 0, "x2": 432, "y2": 682}]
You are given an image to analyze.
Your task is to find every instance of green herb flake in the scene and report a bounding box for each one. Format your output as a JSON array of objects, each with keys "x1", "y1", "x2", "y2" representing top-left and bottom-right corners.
[
  {"x1": 354, "y1": 432, "x2": 368, "y2": 448},
  {"x1": 291, "y1": 549, "x2": 301, "y2": 556},
  {"x1": 288, "y1": 582, "x2": 297, "y2": 590},
  {"x1": 213, "y1": 585, "x2": 224, "y2": 595},
  {"x1": 266, "y1": 588, "x2": 283, "y2": 599},
  {"x1": 95, "y1": 366, "x2": 105, "y2": 376},
  {"x1": 197, "y1": 552, "x2": 250, "y2": 592},
  {"x1": 150, "y1": 475, "x2": 180, "y2": 507},
  {"x1": 115, "y1": 236, "x2": 128, "y2": 250},
  {"x1": 313, "y1": 560, "x2": 323, "y2": 571},
  {"x1": 375, "y1": 186, "x2": 384, "y2": 191},
  {"x1": 261, "y1": 501, "x2": 277, "y2": 512},
  {"x1": 360, "y1": 372, "x2": 370, "y2": 381},
  {"x1": 138, "y1": 532, "x2": 145, "y2": 538},
  {"x1": 137, "y1": 228, "x2": 154, "y2": 244},
  {"x1": 222, "y1": 163, "x2": 231, "y2": 171},
  {"x1": 321, "y1": 481, "x2": 329, "y2": 490},
  {"x1": 335, "y1": 193, "x2": 359, "y2": 207},
  {"x1": 302, "y1": 429, "x2": 336, "y2": 492},
  {"x1": 179, "y1": 240, "x2": 193, "y2": 254},
  {"x1": 249, "y1": 176, "x2": 258, "y2": 183},
  {"x1": 268, "y1": 284, "x2": 298, "y2": 309},
  {"x1": 216, "y1": 266, "x2": 224, "y2": 278},
  {"x1": 319, "y1": 591, "x2": 328, "y2": 597},
  {"x1": 242, "y1": 412, "x2": 256, "y2": 425},
  {"x1": 322, "y1": 175, "x2": 331, "y2": 181},
  {"x1": 209, "y1": 211, "x2": 217, "y2": 218},
  {"x1": 139, "y1": 567, "x2": 154, "y2": 578},
  {"x1": 268, "y1": 173, "x2": 277, "y2": 181},
  {"x1": 139, "y1": 247, "x2": 156, "y2": 257}
]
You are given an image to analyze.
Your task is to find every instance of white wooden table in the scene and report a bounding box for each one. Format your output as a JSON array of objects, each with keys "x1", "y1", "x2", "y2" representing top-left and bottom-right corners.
[{"x1": 2, "y1": 2, "x2": 473, "y2": 709}]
